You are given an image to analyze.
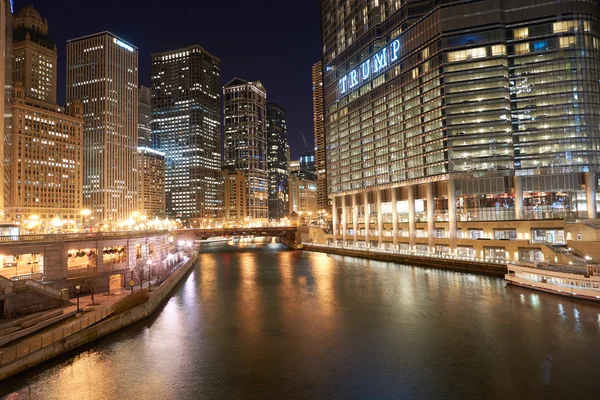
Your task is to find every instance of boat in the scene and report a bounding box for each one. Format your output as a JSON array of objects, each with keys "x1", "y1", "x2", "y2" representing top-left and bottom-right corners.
[
  {"x1": 506, "y1": 263, "x2": 600, "y2": 302},
  {"x1": 196, "y1": 237, "x2": 230, "y2": 245}
]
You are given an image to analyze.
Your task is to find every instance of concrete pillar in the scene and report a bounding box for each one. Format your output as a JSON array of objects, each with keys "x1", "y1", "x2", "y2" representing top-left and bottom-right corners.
[
  {"x1": 408, "y1": 185, "x2": 416, "y2": 250},
  {"x1": 586, "y1": 172, "x2": 597, "y2": 219},
  {"x1": 341, "y1": 195, "x2": 348, "y2": 244},
  {"x1": 514, "y1": 175, "x2": 524, "y2": 220},
  {"x1": 332, "y1": 196, "x2": 338, "y2": 243},
  {"x1": 377, "y1": 190, "x2": 384, "y2": 245},
  {"x1": 364, "y1": 192, "x2": 370, "y2": 247},
  {"x1": 448, "y1": 179, "x2": 457, "y2": 253},
  {"x1": 391, "y1": 188, "x2": 399, "y2": 246},
  {"x1": 352, "y1": 193, "x2": 359, "y2": 244},
  {"x1": 426, "y1": 182, "x2": 435, "y2": 253}
]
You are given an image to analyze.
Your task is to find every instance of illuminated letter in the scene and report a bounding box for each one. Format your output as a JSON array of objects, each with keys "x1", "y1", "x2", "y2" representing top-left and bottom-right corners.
[
  {"x1": 349, "y1": 70, "x2": 359, "y2": 88},
  {"x1": 361, "y1": 60, "x2": 371, "y2": 80},
  {"x1": 339, "y1": 75, "x2": 348, "y2": 94},
  {"x1": 391, "y1": 40, "x2": 400, "y2": 62},
  {"x1": 374, "y1": 48, "x2": 388, "y2": 73}
]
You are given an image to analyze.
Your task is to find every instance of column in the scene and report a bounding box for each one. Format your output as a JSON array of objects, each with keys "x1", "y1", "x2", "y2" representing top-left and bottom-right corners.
[
  {"x1": 426, "y1": 182, "x2": 435, "y2": 253},
  {"x1": 332, "y1": 196, "x2": 338, "y2": 243},
  {"x1": 341, "y1": 195, "x2": 348, "y2": 244},
  {"x1": 408, "y1": 185, "x2": 416, "y2": 250},
  {"x1": 586, "y1": 172, "x2": 597, "y2": 219},
  {"x1": 352, "y1": 193, "x2": 359, "y2": 244},
  {"x1": 377, "y1": 190, "x2": 384, "y2": 245},
  {"x1": 514, "y1": 175, "x2": 523, "y2": 220},
  {"x1": 364, "y1": 192, "x2": 370, "y2": 247},
  {"x1": 391, "y1": 188, "x2": 399, "y2": 246},
  {"x1": 448, "y1": 179, "x2": 457, "y2": 253}
]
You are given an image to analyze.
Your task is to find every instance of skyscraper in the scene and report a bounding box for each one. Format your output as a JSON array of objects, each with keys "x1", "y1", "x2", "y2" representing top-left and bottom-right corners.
[
  {"x1": 321, "y1": 0, "x2": 600, "y2": 257},
  {"x1": 152, "y1": 45, "x2": 221, "y2": 221},
  {"x1": 267, "y1": 102, "x2": 289, "y2": 220},
  {"x1": 138, "y1": 85, "x2": 152, "y2": 148},
  {"x1": 223, "y1": 78, "x2": 268, "y2": 223},
  {"x1": 7, "y1": 6, "x2": 84, "y2": 230},
  {"x1": 67, "y1": 32, "x2": 138, "y2": 224},
  {"x1": 137, "y1": 147, "x2": 166, "y2": 218},
  {"x1": 12, "y1": 6, "x2": 57, "y2": 104},
  {"x1": 0, "y1": 0, "x2": 12, "y2": 220},
  {"x1": 312, "y1": 61, "x2": 328, "y2": 213}
]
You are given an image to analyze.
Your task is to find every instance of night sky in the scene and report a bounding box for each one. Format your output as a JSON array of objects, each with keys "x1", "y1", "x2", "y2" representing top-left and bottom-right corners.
[{"x1": 29, "y1": 0, "x2": 321, "y2": 160}]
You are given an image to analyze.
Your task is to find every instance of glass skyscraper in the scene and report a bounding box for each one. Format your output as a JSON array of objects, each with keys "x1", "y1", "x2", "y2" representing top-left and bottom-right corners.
[
  {"x1": 321, "y1": 0, "x2": 600, "y2": 259},
  {"x1": 267, "y1": 102, "x2": 289, "y2": 221},
  {"x1": 151, "y1": 45, "x2": 221, "y2": 220}
]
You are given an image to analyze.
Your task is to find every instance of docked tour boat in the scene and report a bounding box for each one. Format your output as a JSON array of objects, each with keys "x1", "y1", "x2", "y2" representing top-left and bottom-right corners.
[
  {"x1": 197, "y1": 237, "x2": 230, "y2": 245},
  {"x1": 506, "y1": 263, "x2": 600, "y2": 302}
]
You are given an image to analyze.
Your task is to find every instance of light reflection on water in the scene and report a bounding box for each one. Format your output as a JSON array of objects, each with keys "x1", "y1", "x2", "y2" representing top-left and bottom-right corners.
[{"x1": 2, "y1": 243, "x2": 600, "y2": 399}]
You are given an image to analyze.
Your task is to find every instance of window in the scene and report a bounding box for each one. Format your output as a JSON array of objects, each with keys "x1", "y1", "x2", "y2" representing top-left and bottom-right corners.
[
  {"x1": 515, "y1": 43, "x2": 529, "y2": 54},
  {"x1": 491, "y1": 44, "x2": 506, "y2": 56},
  {"x1": 493, "y1": 229, "x2": 516, "y2": 240},
  {"x1": 559, "y1": 36, "x2": 576, "y2": 48},
  {"x1": 447, "y1": 47, "x2": 487, "y2": 62},
  {"x1": 514, "y1": 28, "x2": 529, "y2": 39},
  {"x1": 553, "y1": 20, "x2": 578, "y2": 33}
]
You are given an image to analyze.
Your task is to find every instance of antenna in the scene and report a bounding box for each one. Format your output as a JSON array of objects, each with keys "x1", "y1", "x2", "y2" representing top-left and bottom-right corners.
[{"x1": 299, "y1": 130, "x2": 309, "y2": 151}]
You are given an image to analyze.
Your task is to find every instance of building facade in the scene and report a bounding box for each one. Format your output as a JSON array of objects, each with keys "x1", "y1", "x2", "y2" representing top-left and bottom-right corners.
[
  {"x1": 151, "y1": 45, "x2": 222, "y2": 220},
  {"x1": 137, "y1": 147, "x2": 166, "y2": 218},
  {"x1": 66, "y1": 32, "x2": 138, "y2": 225},
  {"x1": 0, "y1": 0, "x2": 12, "y2": 220},
  {"x1": 222, "y1": 167, "x2": 247, "y2": 225},
  {"x1": 312, "y1": 61, "x2": 328, "y2": 213},
  {"x1": 12, "y1": 6, "x2": 57, "y2": 104},
  {"x1": 223, "y1": 78, "x2": 268, "y2": 223},
  {"x1": 289, "y1": 159, "x2": 318, "y2": 221},
  {"x1": 9, "y1": 84, "x2": 84, "y2": 230},
  {"x1": 4, "y1": 6, "x2": 84, "y2": 231},
  {"x1": 321, "y1": 0, "x2": 600, "y2": 258},
  {"x1": 138, "y1": 85, "x2": 152, "y2": 148},
  {"x1": 267, "y1": 102, "x2": 289, "y2": 220}
]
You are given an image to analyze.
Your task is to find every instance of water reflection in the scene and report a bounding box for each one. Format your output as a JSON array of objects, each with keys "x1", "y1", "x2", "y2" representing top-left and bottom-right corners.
[{"x1": 2, "y1": 243, "x2": 600, "y2": 399}]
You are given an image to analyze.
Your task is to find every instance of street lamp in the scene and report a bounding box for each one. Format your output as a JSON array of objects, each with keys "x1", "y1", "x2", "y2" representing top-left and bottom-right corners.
[
  {"x1": 147, "y1": 259, "x2": 153, "y2": 292},
  {"x1": 80, "y1": 209, "x2": 91, "y2": 232},
  {"x1": 75, "y1": 284, "x2": 81, "y2": 313}
]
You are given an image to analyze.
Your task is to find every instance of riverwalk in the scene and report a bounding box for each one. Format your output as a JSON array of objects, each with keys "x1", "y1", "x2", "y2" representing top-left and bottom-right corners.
[{"x1": 0, "y1": 253, "x2": 198, "y2": 381}]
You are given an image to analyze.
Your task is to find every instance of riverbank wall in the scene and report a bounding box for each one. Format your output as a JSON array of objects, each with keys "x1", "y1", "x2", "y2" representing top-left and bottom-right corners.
[
  {"x1": 303, "y1": 244, "x2": 507, "y2": 276},
  {"x1": 0, "y1": 254, "x2": 198, "y2": 382}
]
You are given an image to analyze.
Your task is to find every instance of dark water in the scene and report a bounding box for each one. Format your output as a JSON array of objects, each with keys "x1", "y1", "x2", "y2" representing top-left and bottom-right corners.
[{"x1": 2, "y1": 243, "x2": 600, "y2": 399}]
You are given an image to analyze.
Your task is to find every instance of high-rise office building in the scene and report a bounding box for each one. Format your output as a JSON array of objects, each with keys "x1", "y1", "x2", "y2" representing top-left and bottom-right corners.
[
  {"x1": 152, "y1": 45, "x2": 221, "y2": 221},
  {"x1": 0, "y1": 0, "x2": 12, "y2": 220},
  {"x1": 299, "y1": 150, "x2": 316, "y2": 179},
  {"x1": 289, "y1": 160, "x2": 318, "y2": 219},
  {"x1": 321, "y1": 0, "x2": 600, "y2": 257},
  {"x1": 12, "y1": 6, "x2": 57, "y2": 104},
  {"x1": 137, "y1": 147, "x2": 166, "y2": 218},
  {"x1": 267, "y1": 102, "x2": 289, "y2": 220},
  {"x1": 223, "y1": 78, "x2": 268, "y2": 222},
  {"x1": 67, "y1": 32, "x2": 138, "y2": 224},
  {"x1": 312, "y1": 61, "x2": 328, "y2": 213},
  {"x1": 138, "y1": 85, "x2": 152, "y2": 148},
  {"x1": 222, "y1": 166, "x2": 247, "y2": 225},
  {"x1": 7, "y1": 6, "x2": 84, "y2": 229}
]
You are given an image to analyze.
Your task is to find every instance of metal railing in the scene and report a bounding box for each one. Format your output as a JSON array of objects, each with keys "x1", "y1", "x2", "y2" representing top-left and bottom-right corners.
[
  {"x1": 0, "y1": 304, "x2": 115, "y2": 367},
  {"x1": 10, "y1": 273, "x2": 43, "y2": 282},
  {"x1": 0, "y1": 230, "x2": 169, "y2": 245},
  {"x1": 67, "y1": 267, "x2": 97, "y2": 278}
]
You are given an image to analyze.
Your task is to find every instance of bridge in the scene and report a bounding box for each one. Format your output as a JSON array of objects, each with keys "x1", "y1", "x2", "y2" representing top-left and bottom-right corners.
[{"x1": 172, "y1": 227, "x2": 299, "y2": 242}]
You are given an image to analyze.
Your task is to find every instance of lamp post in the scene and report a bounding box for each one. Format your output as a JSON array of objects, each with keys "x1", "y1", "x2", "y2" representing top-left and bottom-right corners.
[
  {"x1": 147, "y1": 259, "x2": 153, "y2": 292},
  {"x1": 80, "y1": 209, "x2": 91, "y2": 232},
  {"x1": 75, "y1": 284, "x2": 81, "y2": 313}
]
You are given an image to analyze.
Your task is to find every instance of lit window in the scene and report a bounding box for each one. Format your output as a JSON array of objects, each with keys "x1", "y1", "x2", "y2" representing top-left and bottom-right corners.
[
  {"x1": 513, "y1": 28, "x2": 529, "y2": 39},
  {"x1": 514, "y1": 43, "x2": 529, "y2": 54},
  {"x1": 559, "y1": 36, "x2": 577, "y2": 48},
  {"x1": 553, "y1": 20, "x2": 578, "y2": 33}
]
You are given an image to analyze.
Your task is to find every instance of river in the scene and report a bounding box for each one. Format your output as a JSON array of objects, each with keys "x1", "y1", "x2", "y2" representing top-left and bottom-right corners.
[{"x1": 1, "y1": 243, "x2": 600, "y2": 399}]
